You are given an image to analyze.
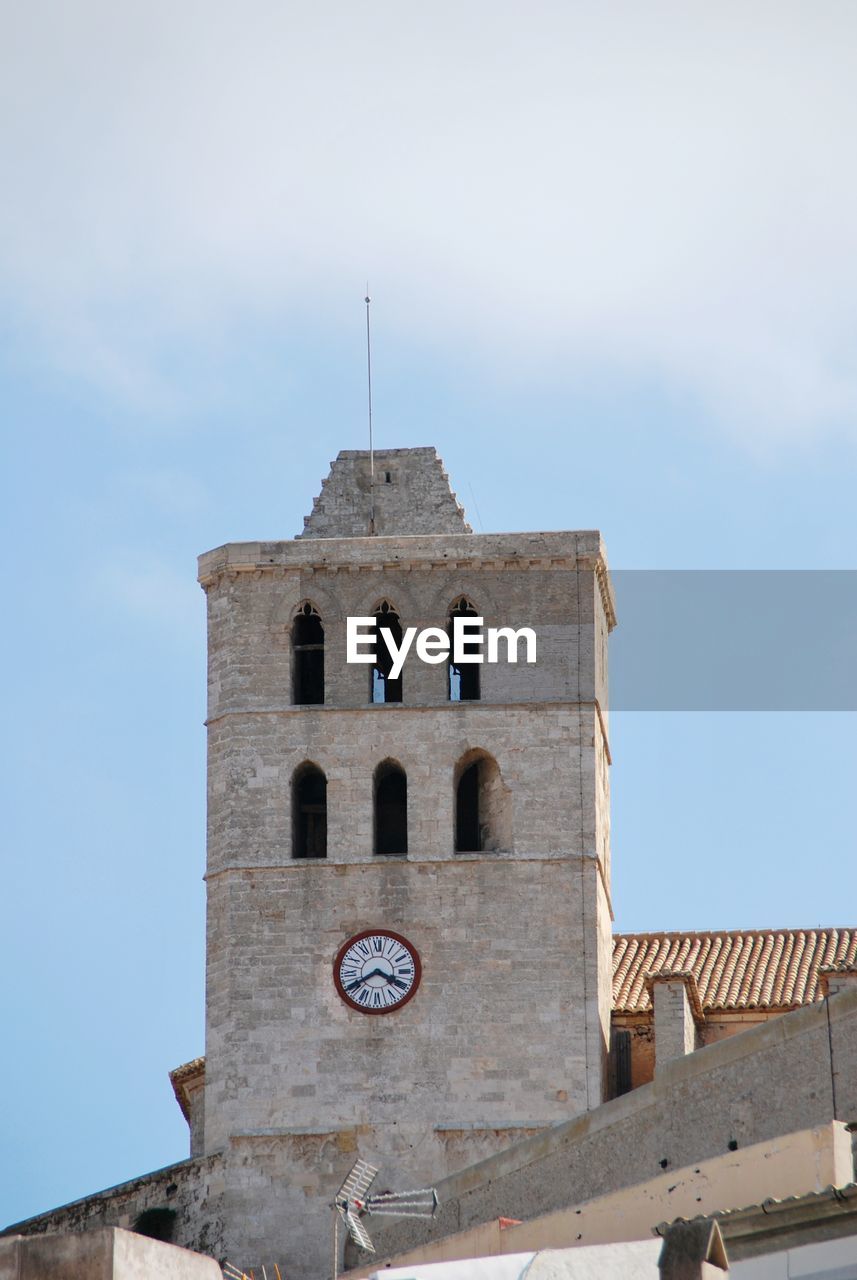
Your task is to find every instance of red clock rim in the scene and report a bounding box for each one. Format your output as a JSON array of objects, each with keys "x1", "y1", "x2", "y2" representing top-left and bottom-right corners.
[{"x1": 333, "y1": 929, "x2": 422, "y2": 1015}]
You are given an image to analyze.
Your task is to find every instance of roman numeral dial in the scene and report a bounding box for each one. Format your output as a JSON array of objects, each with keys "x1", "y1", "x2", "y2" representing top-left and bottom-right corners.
[{"x1": 333, "y1": 930, "x2": 421, "y2": 1015}]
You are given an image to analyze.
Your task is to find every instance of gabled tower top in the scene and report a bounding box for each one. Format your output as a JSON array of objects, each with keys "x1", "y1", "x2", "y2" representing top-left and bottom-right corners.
[{"x1": 298, "y1": 447, "x2": 472, "y2": 539}]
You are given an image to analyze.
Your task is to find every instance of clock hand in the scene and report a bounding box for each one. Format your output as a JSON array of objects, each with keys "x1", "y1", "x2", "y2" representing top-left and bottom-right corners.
[{"x1": 348, "y1": 966, "x2": 407, "y2": 987}]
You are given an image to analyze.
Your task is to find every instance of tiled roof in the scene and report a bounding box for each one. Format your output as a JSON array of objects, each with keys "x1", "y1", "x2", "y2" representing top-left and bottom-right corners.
[
  {"x1": 169, "y1": 1056, "x2": 205, "y2": 1122},
  {"x1": 613, "y1": 928, "x2": 857, "y2": 1014}
]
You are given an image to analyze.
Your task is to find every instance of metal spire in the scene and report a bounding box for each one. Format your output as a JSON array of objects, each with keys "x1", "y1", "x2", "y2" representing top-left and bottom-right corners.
[{"x1": 365, "y1": 288, "x2": 375, "y2": 535}]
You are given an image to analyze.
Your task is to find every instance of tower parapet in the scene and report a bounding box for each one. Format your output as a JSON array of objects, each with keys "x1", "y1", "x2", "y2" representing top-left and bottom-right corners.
[{"x1": 297, "y1": 446, "x2": 471, "y2": 538}]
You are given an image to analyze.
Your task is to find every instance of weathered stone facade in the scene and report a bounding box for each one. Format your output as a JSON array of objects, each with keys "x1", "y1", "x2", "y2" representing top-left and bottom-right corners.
[
  {"x1": 198, "y1": 449, "x2": 616, "y2": 1276},
  {"x1": 2, "y1": 1157, "x2": 225, "y2": 1261},
  {"x1": 298, "y1": 447, "x2": 471, "y2": 538}
]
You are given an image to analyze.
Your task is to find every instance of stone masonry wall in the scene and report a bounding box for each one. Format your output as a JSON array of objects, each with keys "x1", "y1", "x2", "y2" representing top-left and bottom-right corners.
[
  {"x1": 205, "y1": 857, "x2": 606, "y2": 1152},
  {"x1": 613, "y1": 1011, "x2": 789, "y2": 1092},
  {"x1": 652, "y1": 979, "x2": 697, "y2": 1065},
  {"x1": 198, "y1": 520, "x2": 616, "y2": 1279},
  {"x1": 204, "y1": 857, "x2": 607, "y2": 1275},
  {"x1": 2, "y1": 1156, "x2": 224, "y2": 1263},
  {"x1": 298, "y1": 448, "x2": 471, "y2": 539},
  {"x1": 200, "y1": 547, "x2": 610, "y2": 717},
  {"x1": 360, "y1": 984, "x2": 857, "y2": 1265},
  {"x1": 205, "y1": 701, "x2": 603, "y2": 868}
]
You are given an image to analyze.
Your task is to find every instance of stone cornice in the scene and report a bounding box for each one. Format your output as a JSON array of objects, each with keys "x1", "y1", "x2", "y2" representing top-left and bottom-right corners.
[{"x1": 197, "y1": 531, "x2": 617, "y2": 631}]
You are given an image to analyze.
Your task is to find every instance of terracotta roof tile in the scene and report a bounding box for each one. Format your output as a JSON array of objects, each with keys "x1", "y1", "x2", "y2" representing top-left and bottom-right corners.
[
  {"x1": 169, "y1": 1056, "x2": 205, "y2": 1122},
  {"x1": 613, "y1": 928, "x2": 857, "y2": 1014}
]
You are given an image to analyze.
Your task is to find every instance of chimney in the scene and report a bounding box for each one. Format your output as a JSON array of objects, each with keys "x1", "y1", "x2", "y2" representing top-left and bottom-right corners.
[
  {"x1": 658, "y1": 1219, "x2": 729, "y2": 1279},
  {"x1": 647, "y1": 971, "x2": 703, "y2": 1069},
  {"x1": 819, "y1": 964, "x2": 857, "y2": 999}
]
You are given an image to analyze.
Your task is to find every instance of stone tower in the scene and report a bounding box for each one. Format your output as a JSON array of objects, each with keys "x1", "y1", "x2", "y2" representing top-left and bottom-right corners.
[{"x1": 197, "y1": 447, "x2": 616, "y2": 1278}]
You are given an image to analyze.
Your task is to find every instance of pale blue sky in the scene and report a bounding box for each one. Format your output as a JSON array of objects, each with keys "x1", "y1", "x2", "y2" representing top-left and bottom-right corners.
[{"x1": 3, "y1": 0, "x2": 857, "y2": 1232}]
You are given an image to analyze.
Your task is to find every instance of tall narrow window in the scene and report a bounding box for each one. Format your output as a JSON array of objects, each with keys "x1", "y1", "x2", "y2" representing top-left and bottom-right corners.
[
  {"x1": 454, "y1": 750, "x2": 511, "y2": 853},
  {"x1": 370, "y1": 601, "x2": 403, "y2": 704},
  {"x1": 374, "y1": 760, "x2": 407, "y2": 855},
  {"x1": 293, "y1": 763, "x2": 327, "y2": 858},
  {"x1": 612, "y1": 1029, "x2": 633, "y2": 1097},
  {"x1": 292, "y1": 603, "x2": 324, "y2": 705},
  {"x1": 448, "y1": 597, "x2": 480, "y2": 702},
  {"x1": 456, "y1": 762, "x2": 481, "y2": 851}
]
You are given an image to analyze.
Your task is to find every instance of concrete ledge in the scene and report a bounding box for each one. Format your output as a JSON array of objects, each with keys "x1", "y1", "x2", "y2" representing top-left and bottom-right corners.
[{"x1": 0, "y1": 1227, "x2": 221, "y2": 1279}]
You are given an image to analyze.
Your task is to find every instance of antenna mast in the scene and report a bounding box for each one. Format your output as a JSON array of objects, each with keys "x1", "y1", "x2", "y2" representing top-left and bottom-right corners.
[
  {"x1": 365, "y1": 288, "x2": 375, "y2": 535},
  {"x1": 332, "y1": 1159, "x2": 439, "y2": 1280}
]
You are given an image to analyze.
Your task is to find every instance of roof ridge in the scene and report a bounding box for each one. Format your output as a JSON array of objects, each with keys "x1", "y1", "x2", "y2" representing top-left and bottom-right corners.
[
  {"x1": 614, "y1": 926, "x2": 854, "y2": 941},
  {"x1": 612, "y1": 927, "x2": 856, "y2": 1015}
]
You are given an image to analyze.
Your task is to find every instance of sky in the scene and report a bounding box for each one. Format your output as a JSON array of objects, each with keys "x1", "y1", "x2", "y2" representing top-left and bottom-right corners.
[{"x1": 3, "y1": 0, "x2": 857, "y2": 1232}]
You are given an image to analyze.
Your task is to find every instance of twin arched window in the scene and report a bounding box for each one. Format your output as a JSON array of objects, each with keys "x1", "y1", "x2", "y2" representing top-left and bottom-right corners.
[
  {"x1": 290, "y1": 759, "x2": 408, "y2": 859},
  {"x1": 369, "y1": 596, "x2": 483, "y2": 704}
]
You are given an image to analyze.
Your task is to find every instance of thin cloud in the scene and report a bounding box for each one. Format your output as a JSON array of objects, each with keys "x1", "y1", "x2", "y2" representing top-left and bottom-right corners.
[{"x1": 2, "y1": 1, "x2": 857, "y2": 439}]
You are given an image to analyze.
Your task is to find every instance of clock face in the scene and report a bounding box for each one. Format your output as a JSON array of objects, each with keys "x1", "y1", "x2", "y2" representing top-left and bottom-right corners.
[{"x1": 334, "y1": 930, "x2": 421, "y2": 1015}]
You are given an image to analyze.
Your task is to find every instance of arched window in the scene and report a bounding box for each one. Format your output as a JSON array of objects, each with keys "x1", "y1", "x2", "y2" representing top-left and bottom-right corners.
[
  {"x1": 454, "y1": 751, "x2": 511, "y2": 853},
  {"x1": 448, "y1": 597, "x2": 480, "y2": 702},
  {"x1": 292, "y1": 763, "x2": 327, "y2": 858},
  {"x1": 374, "y1": 760, "x2": 407, "y2": 855},
  {"x1": 456, "y1": 762, "x2": 481, "y2": 851},
  {"x1": 370, "y1": 601, "x2": 403, "y2": 704},
  {"x1": 292, "y1": 602, "x2": 324, "y2": 705}
]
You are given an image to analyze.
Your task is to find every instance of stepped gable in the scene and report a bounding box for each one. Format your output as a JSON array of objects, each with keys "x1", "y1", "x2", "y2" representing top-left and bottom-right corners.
[{"x1": 297, "y1": 446, "x2": 472, "y2": 538}]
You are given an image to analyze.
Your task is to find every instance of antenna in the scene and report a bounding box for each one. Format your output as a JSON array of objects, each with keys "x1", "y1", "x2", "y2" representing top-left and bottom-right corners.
[
  {"x1": 223, "y1": 1264, "x2": 282, "y2": 1280},
  {"x1": 365, "y1": 288, "x2": 375, "y2": 535},
  {"x1": 332, "y1": 1158, "x2": 439, "y2": 1279}
]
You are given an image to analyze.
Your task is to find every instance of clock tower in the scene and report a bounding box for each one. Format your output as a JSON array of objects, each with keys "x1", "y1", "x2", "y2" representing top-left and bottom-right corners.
[{"x1": 198, "y1": 447, "x2": 616, "y2": 1278}]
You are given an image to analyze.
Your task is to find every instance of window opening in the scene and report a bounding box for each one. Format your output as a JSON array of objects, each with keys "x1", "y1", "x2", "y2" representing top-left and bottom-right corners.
[
  {"x1": 374, "y1": 761, "x2": 407, "y2": 855},
  {"x1": 371, "y1": 601, "x2": 403, "y2": 703},
  {"x1": 448, "y1": 597, "x2": 480, "y2": 702},
  {"x1": 292, "y1": 602, "x2": 324, "y2": 704},
  {"x1": 293, "y1": 764, "x2": 327, "y2": 858}
]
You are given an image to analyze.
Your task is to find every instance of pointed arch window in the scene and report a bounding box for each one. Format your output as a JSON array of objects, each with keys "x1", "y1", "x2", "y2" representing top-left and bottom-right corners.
[
  {"x1": 374, "y1": 760, "x2": 408, "y2": 855},
  {"x1": 292, "y1": 602, "x2": 324, "y2": 705},
  {"x1": 370, "y1": 601, "x2": 403, "y2": 704},
  {"x1": 448, "y1": 597, "x2": 480, "y2": 702},
  {"x1": 293, "y1": 763, "x2": 327, "y2": 858}
]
